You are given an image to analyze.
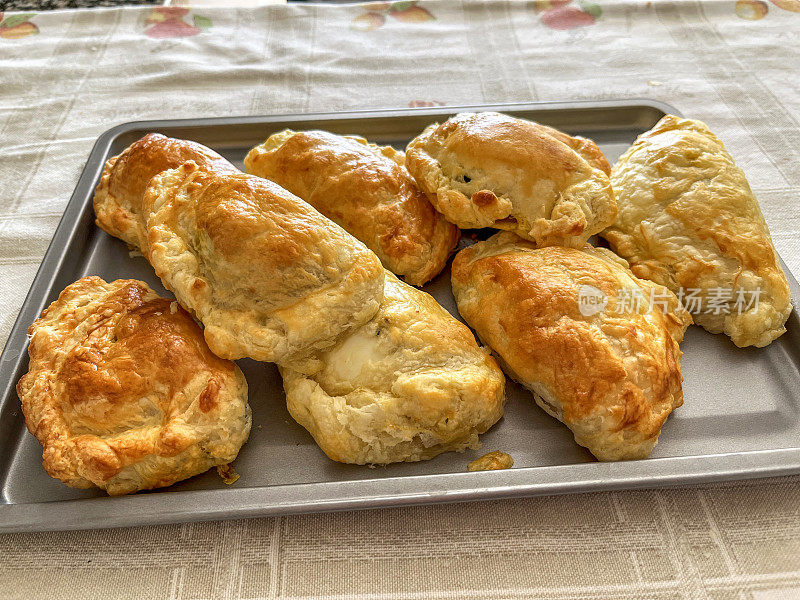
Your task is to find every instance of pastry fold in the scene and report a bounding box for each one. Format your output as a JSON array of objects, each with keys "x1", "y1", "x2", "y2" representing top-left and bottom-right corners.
[
  {"x1": 16, "y1": 277, "x2": 251, "y2": 495},
  {"x1": 451, "y1": 232, "x2": 691, "y2": 461},
  {"x1": 600, "y1": 115, "x2": 791, "y2": 348},
  {"x1": 280, "y1": 271, "x2": 506, "y2": 464},
  {"x1": 405, "y1": 112, "x2": 616, "y2": 247},
  {"x1": 245, "y1": 130, "x2": 459, "y2": 286},
  {"x1": 93, "y1": 132, "x2": 237, "y2": 249},
  {"x1": 142, "y1": 162, "x2": 385, "y2": 363},
  {"x1": 93, "y1": 134, "x2": 386, "y2": 363}
]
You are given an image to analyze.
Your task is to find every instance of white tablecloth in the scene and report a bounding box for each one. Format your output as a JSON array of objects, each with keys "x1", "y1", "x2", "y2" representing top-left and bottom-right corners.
[{"x1": 1, "y1": 1, "x2": 799, "y2": 597}]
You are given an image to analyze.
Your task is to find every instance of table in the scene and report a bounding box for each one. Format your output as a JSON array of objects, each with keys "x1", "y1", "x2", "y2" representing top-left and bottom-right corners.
[{"x1": 1, "y1": 1, "x2": 799, "y2": 598}]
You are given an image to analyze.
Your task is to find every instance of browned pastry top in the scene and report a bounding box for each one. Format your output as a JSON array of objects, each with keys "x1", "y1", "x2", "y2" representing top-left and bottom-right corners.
[
  {"x1": 245, "y1": 129, "x2": 459, "y2": 286},
  {"x1": 141, "y1": 162, "x2": 385, "y2": 362},
  {"x1": 405, "y1": 112, "x2": 616, "y2": 247},
  {"x1": 451, "y1": 232, "x2": 690, "y2": 460},
  {"x1": 16, "y1": 276, "x2": 250, "y2": 495},
  {"x1": 93, "y1": 132, "x2": 237, "y2": 248}
]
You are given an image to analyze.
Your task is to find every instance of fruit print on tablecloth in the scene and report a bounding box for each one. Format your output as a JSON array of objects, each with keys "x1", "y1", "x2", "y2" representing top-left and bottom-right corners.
[
  {"x1": 408, "y1": 100, "x2": 445, "y2": 108},
  {"x1": 736, "y1": 0, "x2": 800, "y2": 19},
  {"x1": 535, "y1": 0, "x2": 602, "y2": 30},
  {"x1": 0, "y1": 13, "x2": 39, "y2": 40},
  {"x1": 141, "y1": 7, "x2": 213, "y2": 39},
  {"x1": 351, "y1": 2, "x2": 435, "y2": 32}
]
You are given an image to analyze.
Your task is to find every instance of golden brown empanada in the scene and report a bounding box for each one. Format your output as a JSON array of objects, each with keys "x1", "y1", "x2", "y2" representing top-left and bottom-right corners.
[
  {"x1": 280, "y1": 271, "x2": 506, "y2": 465},
  {"x1": 601, "y1": 115, "x2": 791, "y2": 348},
  {"x1": 451, "y1": 232, "x2": 691, "y2": 461},
  {"x1": 142, "y1": 162, "x2": 385, "y2": 363},
  {"x1": 405, "y1": 112, "x2": 617, "y2": 247},
  {"x1": 16, "y1": 276, "x2": 251, "y2": 495},
  {"x1": 244, "y1": 130, "x2": 460, "y2": 286},
  {"x1": 94, "y1": 133, "x2": 237, "y2": 249}
]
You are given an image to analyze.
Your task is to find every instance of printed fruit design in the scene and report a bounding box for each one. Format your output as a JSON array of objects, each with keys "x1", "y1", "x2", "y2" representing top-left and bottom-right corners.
[
  {"x1": 735, "y1": 0, "x2": 799, "y2": 19},
  {"x1": 736, "y1": 0, "x2": 769, "y2": 19},
  {"x1": 351, "y1": 12, "x2": 385, "y2": 31},
  {"x1": 391, "y1": 5, "x2": 434, "y2": 22},
  {"x1": 408, "y1": 100, "x2": 445, "y2": 108},
  {"x1": 770, "y1": 0, "x2": 800, "y2": 11},
  {"x1": 537, "y1": 0, "x2": 601, "y2": 30},
  {"x1": 142, "y1": 7, "x2": 212, "y2": 39},
  {"x1": 351, "y1": 1, "x2": 434, "y2": 31},
  {"x1": 0, "y1": 13, "x2": 39, "y2": 39}
]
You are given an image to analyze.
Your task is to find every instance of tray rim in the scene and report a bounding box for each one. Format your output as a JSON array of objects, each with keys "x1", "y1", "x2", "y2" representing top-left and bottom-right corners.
[
  {"x1": 3, "y1": 449, "x2": 800, "y2": 533},
  {"x1": 3, "y1": 98, "x2": 800, "y2": 534},
  {"x1": 93, "y1": 97, "x2": 683, "y2": 143}
]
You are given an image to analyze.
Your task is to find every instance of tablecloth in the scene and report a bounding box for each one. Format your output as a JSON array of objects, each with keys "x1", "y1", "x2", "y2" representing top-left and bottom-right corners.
[{"x1": 1, "y1": 1, "x2": 799, "y2": 598}]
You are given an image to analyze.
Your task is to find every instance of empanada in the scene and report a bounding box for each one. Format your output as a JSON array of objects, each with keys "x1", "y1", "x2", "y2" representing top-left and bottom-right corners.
[
  {"x1": 94, "y1": 133, "x2": 237, "y2": 249},
  {"x1": 16, "y1": 277, "x2": 251, "y2": 495},
  {"x1": 280, "y1": 271, "x2": 506, "y2": 464},
  {"x1": 451, "y1": 232, "x2": 691, "y2": 461},
  {"x1": 405, "y1": 112, "x2": 617, "y2": 247},
  {"x1": 142, "y1": 162, "x2": 385, "y2": 363},
  {"x1": 600, "y1": 115, "x2": 791, "y2": 348},
  {"x1": 244, "y1": 130, "x2": 460, "y2": 286}
]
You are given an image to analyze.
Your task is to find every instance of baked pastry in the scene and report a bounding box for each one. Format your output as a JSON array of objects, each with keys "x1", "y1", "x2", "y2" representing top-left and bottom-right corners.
[
  {"x1": 451, "y1": 232, "x2": 691, "y2": 461},
  {"x1": 536, "y1": 123, "x2": 611, "y2": 175},
  {"x1": 405, "y1": 112, "x2": 617, "y2": 247},
  {"x1": 244, "y1": 130, "x2": 460, "y2": 286},
  {"x1": 16, "y1": 276, "x2": 251, "y2": 495},
  {"x1": 142, "y1": 162, "x2": 385, "y2": 363},
  {"x1": 94, "y1": 133, "x2": 237, "y2": 249},
  {"x1": 601, "y1": 115, "x2": 791, "y2": 347},
  {"x1": 279, "y1": 271, "x2": 506, "y2": 464}
]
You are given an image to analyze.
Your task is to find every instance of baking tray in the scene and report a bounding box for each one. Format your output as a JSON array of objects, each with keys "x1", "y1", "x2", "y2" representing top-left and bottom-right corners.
[{"x1": 2, "y1": 100, "x2": 799, "y2": 534}]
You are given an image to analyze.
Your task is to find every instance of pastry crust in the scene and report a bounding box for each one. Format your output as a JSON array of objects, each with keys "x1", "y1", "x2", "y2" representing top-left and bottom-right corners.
[
  {"x1": 16, "y1": 276, "x2": 251, "y2": 495},
  {"x1": 536, "y1": 123, "x2": 612, "y2": 175},
  {"x1": 451, "y1": 232, "x2": 691, "y2": 461},
  {"x1": 405, "y1": 112, "x2": 616, "y2": 247},
  {"x1": 142, "y1": 162, "x2": 385, "y2": 363},
  {"x1": 93, "y1": 133, "x2": 237, "y2": 249},
  {"x1": 244, "y1": 130, "x2": 460, "y2": 286},
  {"x1": 279, "y1": 271, "x2": 506, "y2": 465},
  {"x1": 600, "y1": 115, "x2": 791, "y2": 347}
]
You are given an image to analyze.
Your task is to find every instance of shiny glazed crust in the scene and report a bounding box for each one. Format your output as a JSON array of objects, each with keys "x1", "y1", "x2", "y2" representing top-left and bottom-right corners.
[
  {"x1": 16, "y1": 277, "x2": 251, "y2": 495},
  {"x1": 142, "y1": 162, "x2": 385, "y2": 363},
  {"x1": 536, "y1": 123, "x2": 612, "y2": 175},
  {"x1": 600, "y1": 115, "x2": 791, "y2": 348},
  {"x1": 279, "y1": 271, "x2": 506, "y2": 465},
  {"x1": 405, "y1": 112, "x2": 617, "y2": 247},
  {"x1": 93, "y1": 133, "x2": 237, "y2": 249},
  {"x1": 451, "y1": 232, "x2": 691, "y2": 461},
  {"x1": 244, "y1": 130, "x2": 460, "y2": 286}
]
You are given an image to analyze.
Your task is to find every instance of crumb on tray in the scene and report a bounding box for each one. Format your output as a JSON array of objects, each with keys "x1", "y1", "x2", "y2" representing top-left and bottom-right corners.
[
  {"x1": 217, "y1": 463, "x2": 241, "y2": 485},
  {"x1": 468, "y1": 450, "x2": 514, "y2": 472}
]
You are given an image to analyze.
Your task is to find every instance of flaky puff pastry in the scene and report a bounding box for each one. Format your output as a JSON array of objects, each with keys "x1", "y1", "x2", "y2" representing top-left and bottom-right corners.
[
  {"x1": 600, "y1": 115, "x2": 791, "y2": 348},
  {"x1": 244, "y1": 130, "x2": 460, "y2": 286},
  {"x1": 16, "y1": 277, "x2": 251, "y2": 495},
  {"x1": 405, "y1": 112, "x2": 616, "y2": 247},
  {"x1": 93, "y1": 133, "x2": 237, "y2": 249},
  {"x1": 142, "y1": 162, "x2": 385, "y2": 364},
  {"x1": 279, "y1": 271, "x2": 506, "y2": 465},
  {"x1": 451, "y1": 232, "x2": 691, "y2": 461}
]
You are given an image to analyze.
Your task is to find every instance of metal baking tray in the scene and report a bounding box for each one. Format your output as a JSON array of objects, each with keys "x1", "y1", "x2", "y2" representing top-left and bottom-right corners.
[{"x1": 2, "y1": 100, "x2": 799, "y2": 533}]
